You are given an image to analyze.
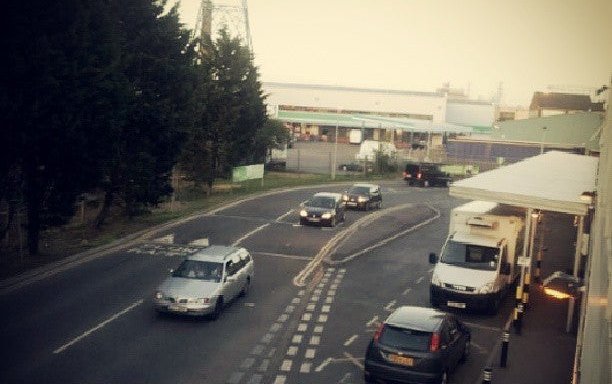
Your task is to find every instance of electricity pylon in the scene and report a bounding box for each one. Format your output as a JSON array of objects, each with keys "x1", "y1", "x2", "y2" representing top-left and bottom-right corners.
[{"x1": 193, "y1": 0, "x2": 252, "y2": 52}]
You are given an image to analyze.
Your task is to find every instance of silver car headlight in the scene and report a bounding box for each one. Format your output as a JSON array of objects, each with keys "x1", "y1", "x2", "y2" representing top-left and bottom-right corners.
[
  {"x1": 321, "y1": 212, "x2": 333, "y2": 219},
  {"x1": 476, "y1": 281, "x2": 495, "y2": 294},
  {"x1": 342, "y1": 194, "x2": 349, "y2": 201},
  {"x1": 299, "y1": 209, "x2": 308, "y2": 217}
]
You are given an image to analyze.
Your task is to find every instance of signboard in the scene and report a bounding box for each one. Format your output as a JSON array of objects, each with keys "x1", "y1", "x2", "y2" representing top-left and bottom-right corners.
[
  {"x1": 232, "y1": 164, "x2": 264, "y2": 182},
  {"x1": 517, "y1": 256, "x2": 530, "y2": 267}
]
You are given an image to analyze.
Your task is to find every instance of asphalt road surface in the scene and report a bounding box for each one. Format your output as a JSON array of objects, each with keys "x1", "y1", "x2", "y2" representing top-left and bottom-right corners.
[{"x1": 0, "y1": 181, "x2": 517, "y2": 384}]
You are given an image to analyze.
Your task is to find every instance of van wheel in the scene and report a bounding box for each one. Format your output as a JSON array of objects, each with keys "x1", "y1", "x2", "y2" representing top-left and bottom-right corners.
[{"x1": 211, "y1": 297, "x2": 223, "y2": 321}]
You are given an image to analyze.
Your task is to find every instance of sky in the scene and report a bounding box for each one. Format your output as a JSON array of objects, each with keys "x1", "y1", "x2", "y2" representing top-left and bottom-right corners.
[{"x1": 174, "y1": 0, "x2": 612, "y2": 107}]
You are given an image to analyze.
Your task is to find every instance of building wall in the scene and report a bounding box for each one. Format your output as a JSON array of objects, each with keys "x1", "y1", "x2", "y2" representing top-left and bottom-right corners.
[
  {"x1": 263, "y1": 82, "x2": 448, "y2": 122},
  {"x1": 446, "y1": 100, "x2": 495, "y2": 127},
  {"x1": 579, "y1": 81, "x2": 611, "y2": 384}
]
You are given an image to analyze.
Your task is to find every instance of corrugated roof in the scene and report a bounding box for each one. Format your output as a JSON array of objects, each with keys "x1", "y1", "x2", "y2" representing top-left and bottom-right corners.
[
  {"x1": 490, "y1": 112, "x2": 603, "y2": 152},
  {"x1": 449, "y1": 151, "x2": 599, "y2": 216},
  {"x1": 276, "y1": 110, "x2": 474, "y2": 133},
  {"x1": 530, "y1": 92, "x2": 595, "y2": 111}
]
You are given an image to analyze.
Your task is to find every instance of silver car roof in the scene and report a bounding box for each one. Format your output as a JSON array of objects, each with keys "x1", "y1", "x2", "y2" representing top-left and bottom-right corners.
[{"x1": 187, "y1": 245, "x2": 248, "y2": 263}]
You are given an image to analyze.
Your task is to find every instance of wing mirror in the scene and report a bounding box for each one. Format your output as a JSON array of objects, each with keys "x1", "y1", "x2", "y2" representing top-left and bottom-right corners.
[{"x1": 429, "y1": 252, "x2": 438, "y2": 264}]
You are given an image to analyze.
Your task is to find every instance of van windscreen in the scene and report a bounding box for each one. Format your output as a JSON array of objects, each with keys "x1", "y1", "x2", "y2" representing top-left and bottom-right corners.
[{"x1": 440, "y1": 240, "x2": 499, "y2": 271}]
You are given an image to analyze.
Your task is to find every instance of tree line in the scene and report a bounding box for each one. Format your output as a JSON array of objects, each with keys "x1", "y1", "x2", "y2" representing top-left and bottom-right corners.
[{"x1": 1, "y1": 0, "x2": 289, "y2": 256}]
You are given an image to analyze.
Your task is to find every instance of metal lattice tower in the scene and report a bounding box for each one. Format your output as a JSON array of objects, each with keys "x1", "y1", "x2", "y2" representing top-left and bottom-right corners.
[{"x1": 193, "y1": 0, "x2": 252, "y2": 52}]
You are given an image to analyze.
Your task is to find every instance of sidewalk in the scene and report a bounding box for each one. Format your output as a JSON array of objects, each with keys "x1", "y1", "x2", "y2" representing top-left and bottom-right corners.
[{"x1": 484, "y1": 285, "x2": 577, "y2": 384}]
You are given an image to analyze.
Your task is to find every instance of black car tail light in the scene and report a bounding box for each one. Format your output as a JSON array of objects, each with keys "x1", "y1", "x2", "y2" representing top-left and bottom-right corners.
[
  {"x1": 374, "y1": 323, "x2": 385, "y2": 343},
  {"x1": 429, "y1": 332, "x2": 440, "y2": 352}
]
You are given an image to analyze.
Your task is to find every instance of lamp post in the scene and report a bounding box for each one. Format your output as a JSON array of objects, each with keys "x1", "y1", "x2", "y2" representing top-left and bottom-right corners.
[
  {"x1": 540, "y1": 126, "x2": 547, "y2": 154},
  {"x1": 331, "y1": 108, "x2": 340, "y2": 180}
]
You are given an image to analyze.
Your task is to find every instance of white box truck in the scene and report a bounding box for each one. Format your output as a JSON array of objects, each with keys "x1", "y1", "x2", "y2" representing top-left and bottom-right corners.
[
  {"x1": 429, "y1": 201, "x2": 525, "y2": 313},
  {"x1": 349, "y1": 129, "x2": 363, "y2": 144},
  {"x1": 354, "y1": 140, "x2": 396, "y2": 161}
]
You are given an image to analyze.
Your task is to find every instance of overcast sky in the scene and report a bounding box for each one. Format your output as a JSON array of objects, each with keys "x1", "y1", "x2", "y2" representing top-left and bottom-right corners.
[{"x1": 175, "y1": 0, "x2": 612, "y2": 106}]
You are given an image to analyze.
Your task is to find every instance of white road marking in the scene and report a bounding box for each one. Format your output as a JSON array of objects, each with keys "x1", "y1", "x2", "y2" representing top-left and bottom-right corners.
[
  {"x1": 232, "y1": 223, "x2": 271, "y2": 247},
  {"x1": 298, "y1": 323, "x2": 308, "y2": 332},
  {"x1": 280, "y1": 360, "x2": 292, "y2": 372},
  {"x1": 366, "y1": 315, "x2": 379, "y2": 328},
  {"x1": 322, "y1": 305, "x2": 331, "y2": 313},
  {"x1": 309, "y1": 335, "x2": 321, "y2": 345},
  {"x1": 153, "y1": 234, "x2": 174, "y2": 244},
  {"x1": 416, "y1": 276, "x2": 425, "y2": 284},
  {"x1": 384, "y1": 300, "x2": 397, "y2": 311},
  {"x1": 287, "y1": 346, "x2": 299, "y2": 356},
  {"x1": 402, "y1": 287, "x2": 412, "y2": 296},
  {"x1": 315, "y1": 357, "x2": 333, "y2": 372},
  {"x1": 314, "y1": 325, "x2": 324, "y2": 333},
  {"x1": 318, "y1": 314, "x2": 328, "y2": 322},
  {"x1": 343, "y1": 352, "x2": 364, "y2": 369},
  {"x1": 300, "y1": 362, "x2": 312, "y2": 373},
  {"x1": 305, "y1": 348, "x2": 316, "y2": 359},
  {"x1": 53, "y1": 299, "x2": 143, "y2": 354},
  {"x1": 273, "y1": 376, "x2": 286, "y2": 384},
  {"x1": 276, "y1": 210, "x2": 294, "y2": 222},
  {"x1": 188, "y1": 238, "x2": 209, "y2": 246},
  {"x1": 344, "y1": 335, "x2": 358, "y2": 346},
  {"x1": 292, "y1": 335, "x2": 303, "y2": 344},
  {"x1": 301, "y1": 313, "x2": 312, "y2": 321}
]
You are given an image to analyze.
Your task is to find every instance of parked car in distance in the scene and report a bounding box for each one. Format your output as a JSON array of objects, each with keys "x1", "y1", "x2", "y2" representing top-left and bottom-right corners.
[
  {"x1": 364, "y1": 306, "x2": 470, "y2": 384},
  {"x1": 154, "y1": 245, "x2": 254, "y2": 320},
  {"x1": 342, "y1": 183, "x2": 382, "y2": 210},
  {"x1": 404, "y1": 162, "x2": 451, "y2": 187},
  {"x1": 299, "y1": 192, "x2": 345, "y2": 227}
]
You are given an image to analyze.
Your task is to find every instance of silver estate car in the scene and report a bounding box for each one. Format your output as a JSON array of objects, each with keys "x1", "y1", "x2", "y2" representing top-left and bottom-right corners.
[{"x1": 154, "y1": 245, "x2": 254, "y2": 320}]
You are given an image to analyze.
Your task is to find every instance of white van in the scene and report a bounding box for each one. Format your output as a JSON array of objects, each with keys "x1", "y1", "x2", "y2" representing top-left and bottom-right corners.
[{"x1": 429, "y1": 201, "x2": 525, "y2": 313}]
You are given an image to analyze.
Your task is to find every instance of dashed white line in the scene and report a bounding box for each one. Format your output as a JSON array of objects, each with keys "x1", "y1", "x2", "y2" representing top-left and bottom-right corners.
[
  {"x1": 232, "y1": 223, "x2": 270, "y2": 247},
  {"x1": 366, "y1": 315, "x2": 379, "y2": 328},
  {"x1": 416, "y1": 276, "x2": 425, "y2": 284},
  {"x1": 292, "y1": 335, "x2": 303, "y2": 344},
  {"x1": 305, "y1": 348, "x2": 316, "y2": 359},
  {"x1": 315, "y1": 357, "x2": 333, "y2": 372},
  {"x1": 402, "y1": 287, "x2": 412, "y2": 296},
  {"x1": 53, "y1": 299, "x2": 143, "y2": 354},
  {"x1": 309, "y1": 335, "x2": 321, "y2": 345},
  {"x1": 287, "y1": 346, "x2": 299, "y2": 356},
  {"x1": 273, "y1": 375, "x2": 286, "y2": 384},
  {"x1": 344, "y1": 335, "x2": 358, "y2": 346},
  {"x1": 300, "y1": 362, "x2": 312, "y2": 373},
  {"x1": 384, "y1": 300, "x2": 397, "y2": 311},
  {"x1": 280, "y1": 359, "x2": 292, "y2": 372}
]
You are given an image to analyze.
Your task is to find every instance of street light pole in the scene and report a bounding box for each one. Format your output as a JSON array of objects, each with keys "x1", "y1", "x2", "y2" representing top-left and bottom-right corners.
[
  {"x1": 540, "y1": 126, "x2": 547, "y2": 154},
  {"x1": 331, "y1": 109, "x2": 339, "y2": 180}
]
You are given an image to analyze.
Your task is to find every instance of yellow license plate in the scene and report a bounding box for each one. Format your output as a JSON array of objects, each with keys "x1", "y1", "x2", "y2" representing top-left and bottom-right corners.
[{"x1": 389, "y1": 354, "x2": 414, "y2": 367}]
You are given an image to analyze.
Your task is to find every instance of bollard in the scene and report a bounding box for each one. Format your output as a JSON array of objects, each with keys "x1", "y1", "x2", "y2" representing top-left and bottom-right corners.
[
  {"x1": 522, "y1": 273, "x2": 531, "y2": 310},
  {"x1": 482, "y1": 367, "x2": 493, "y2": 383},
  {"x1": 500, "y1": 331, "x2": 510, "y2": 367},
  {"x1": 514, "y1": 303, "x2": 524, "y2": 335}
]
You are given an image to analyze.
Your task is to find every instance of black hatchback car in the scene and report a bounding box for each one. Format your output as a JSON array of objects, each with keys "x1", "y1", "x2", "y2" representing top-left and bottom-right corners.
[
  {"x1": 342, "y1": 183, "x2": 382, "y2": 210},
  {"x1": 403, "y1": 163, "x2": 451, "y2": 187},
  {"x1": 364, "y1": 306, "x2": 470, "y2": 384}
]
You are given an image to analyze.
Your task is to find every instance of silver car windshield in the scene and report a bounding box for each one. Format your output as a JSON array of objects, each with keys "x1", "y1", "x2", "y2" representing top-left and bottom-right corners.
[
  {"x1": 348, "y1": 186, "x2": 369, "y2": 195},
  {"x1": 440, "y1": 240, "x2": 499, "y2": 271},
  {"x1": 172, "y1": 260, "x2": 223, "y2": 282}
]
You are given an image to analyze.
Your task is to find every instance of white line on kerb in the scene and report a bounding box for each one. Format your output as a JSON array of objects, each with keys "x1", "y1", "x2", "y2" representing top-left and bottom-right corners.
[{"x1": 53, "y1": 299, "x2": 144, "y2": 354}]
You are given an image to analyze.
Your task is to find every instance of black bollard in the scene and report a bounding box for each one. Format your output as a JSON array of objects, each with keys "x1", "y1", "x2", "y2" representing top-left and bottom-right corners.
[
  {"x1": 500, "y1": 331, "x2": 510, "y2": 367},
  {"x1": 514, "y1": 303, "x2": 524, "y2": 335},
  {"x1": 482, "y1": 367, "x2": 493, "y2": 383}
]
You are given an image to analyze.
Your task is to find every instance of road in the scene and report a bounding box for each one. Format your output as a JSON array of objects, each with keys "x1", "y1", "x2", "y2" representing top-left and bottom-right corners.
[{"x1": 0, "y1": 181, "x2": 516, "y2": 384}]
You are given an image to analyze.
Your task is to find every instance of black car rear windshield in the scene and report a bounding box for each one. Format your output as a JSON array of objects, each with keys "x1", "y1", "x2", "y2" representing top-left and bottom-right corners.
[
  {"x1": 348, "y1": 186, "x2": 369, "y2": 194},
  {"x1": 308, "y1": 196, "x2": 336, "y2": 208},
  {"x1": 379, "y1": 325, "x2": 431, "y2": 352}
]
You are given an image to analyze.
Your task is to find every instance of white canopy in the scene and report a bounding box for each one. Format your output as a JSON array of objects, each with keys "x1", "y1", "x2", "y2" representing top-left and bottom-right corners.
[{"x1": 449, "y1": 151, "x2": 599, "y2": 216}]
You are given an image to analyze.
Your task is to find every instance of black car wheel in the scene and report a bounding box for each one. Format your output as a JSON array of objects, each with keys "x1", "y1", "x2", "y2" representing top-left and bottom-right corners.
[
  {"x1": 364, "y1": 371, "x2": 376, "y2": 383},
  {"x1": 460, "y1": 338, "x2": 470, "y2": 364},
  {"x1": 439, "y1": 370, "x2": 448, "y2": 384}
]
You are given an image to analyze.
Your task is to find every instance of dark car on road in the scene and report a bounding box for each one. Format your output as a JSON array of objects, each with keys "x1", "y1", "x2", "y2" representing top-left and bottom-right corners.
[
  {"x1": 365, "y1": 306, "x2": 470, "y2": 384},
  {"x1": 342, "y1": 183, "x2": 382, "y2": 210},
  {"x1": 299, "y1": 192, "x2": 345, "y2": 227},
  {"x1": 403, "y1": 162, "x2": 451, "y2": 187}
]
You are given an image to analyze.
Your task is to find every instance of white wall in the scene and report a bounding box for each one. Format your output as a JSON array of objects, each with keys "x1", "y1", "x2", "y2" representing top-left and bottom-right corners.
[
  {"x1": 446, "y1": 100, "x2": 495, "y2": 127},
  {"x1": 264, "y1": 83, "x2": 448, "y2": 122}
]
